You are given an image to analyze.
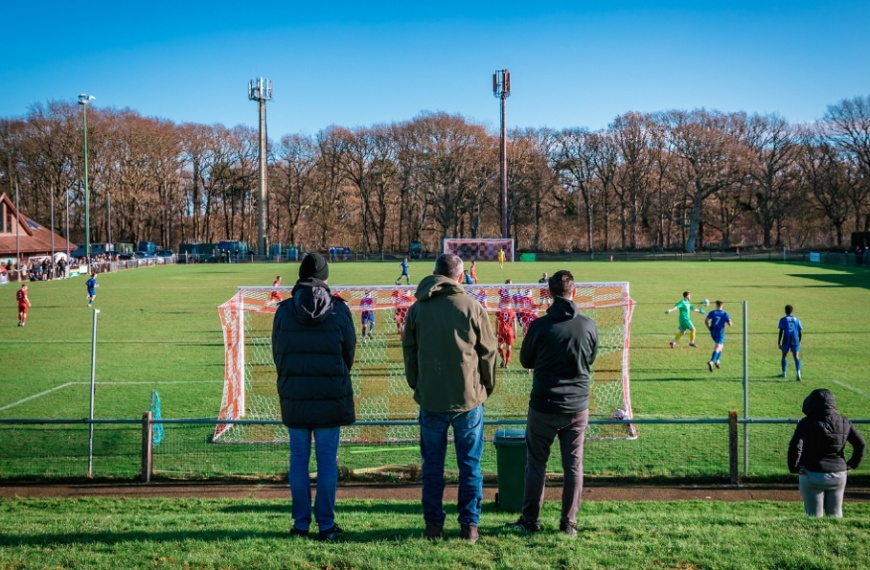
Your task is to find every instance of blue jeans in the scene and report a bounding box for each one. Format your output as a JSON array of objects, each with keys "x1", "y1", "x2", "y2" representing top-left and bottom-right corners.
[
  {"x1": 419, "y1": 405, "x2": 484, "y2": 527},
  {"x1": 288, "y1": 427, "x2": 340, "y2": 532}
]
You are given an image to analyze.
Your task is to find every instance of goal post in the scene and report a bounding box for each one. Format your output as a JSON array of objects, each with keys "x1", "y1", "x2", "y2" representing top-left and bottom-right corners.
[
  {"x1": 214, "y1": 281, "x2": 636, "y2": 443},
  {"x1": 443, "y1": 238, "x2": 515, "y2": 262}
]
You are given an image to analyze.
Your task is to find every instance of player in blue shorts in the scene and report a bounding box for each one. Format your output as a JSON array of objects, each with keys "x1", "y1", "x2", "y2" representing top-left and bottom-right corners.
[
  {"x1": 704, "y1": 300, "x2": 732, "y2": 372},
  {"x1": 778, "y1": 304, "x2": 803, "y2": 381},
  {"x1": 360, "y1": 291, "x2": 375, "y2": 342},
  {"x1": 86, "y1": 273, "x2": 99, "y2": 307},
  {"x1": 394, "y1": 257, "x2": 410, "y2": 285}
]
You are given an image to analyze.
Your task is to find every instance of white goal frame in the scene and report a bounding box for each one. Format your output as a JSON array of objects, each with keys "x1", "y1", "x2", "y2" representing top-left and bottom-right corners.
[
  {"x1": 215, "y1": 281, "x2": 635, "y2": 443},
  {"x1": 443, "y1": 238, "x2": 515, "y2": 262}
]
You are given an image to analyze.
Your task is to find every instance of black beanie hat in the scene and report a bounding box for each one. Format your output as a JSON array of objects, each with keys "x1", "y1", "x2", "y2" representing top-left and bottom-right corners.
[{"x1": 299, "y1": 253, "x2": 329, "y2": 281}]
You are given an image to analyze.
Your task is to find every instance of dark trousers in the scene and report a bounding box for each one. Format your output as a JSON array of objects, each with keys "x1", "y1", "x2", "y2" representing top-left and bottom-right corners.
[{"x1": 521, "y1": 407, "x2": 589, "y2": 527}]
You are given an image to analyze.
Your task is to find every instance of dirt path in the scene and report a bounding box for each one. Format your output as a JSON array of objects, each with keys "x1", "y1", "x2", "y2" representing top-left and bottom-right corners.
[{"x1": 3, "y1": 482, "x2": 868, "y2": 502}]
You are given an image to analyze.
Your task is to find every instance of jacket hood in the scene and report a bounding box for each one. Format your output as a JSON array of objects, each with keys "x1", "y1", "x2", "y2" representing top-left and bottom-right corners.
[
  {"x1": 545, "y1": 295, "x2": 580, "y2": 321},
  {"x1": 289, "y1": 278, "x2": 334, "y2": 324},
  {"x1": 414, "y1": 274, "x2": 464, "y2": 301},
  {"x1": 802, "y1": 388, "x2": 838, "y2": 418}
]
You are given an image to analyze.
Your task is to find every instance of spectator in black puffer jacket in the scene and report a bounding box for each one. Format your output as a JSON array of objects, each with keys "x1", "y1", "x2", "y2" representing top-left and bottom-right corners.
[
  {"x1": 787, "y1": 388, "x2": 865, "y2": 517},
  {"x1": 272, "y1": 252, "x2": 356, "y2": 541}
]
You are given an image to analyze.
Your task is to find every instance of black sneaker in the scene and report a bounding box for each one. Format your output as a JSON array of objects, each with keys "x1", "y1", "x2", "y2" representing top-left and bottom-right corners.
[
  {"x1": 506, "y1": 517, "x2": 541, "y2": 533},
  {"x1": 559, "y1": 522, "x2": 577, "y2": 537},
  {"x1": 318, "y1": 524, "x2": 344, "y2": 542},
  {"x1": 289, "y1": 527, "x2": 309, "y2": 538}
]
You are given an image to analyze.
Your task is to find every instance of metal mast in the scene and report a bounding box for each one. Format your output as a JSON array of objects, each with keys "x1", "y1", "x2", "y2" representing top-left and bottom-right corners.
[
  {"x1": 249, "y1": 78, "x2": 273, "y2": 259},
  {"x1": 492, "y1": 69, "x2": 511, "y2": 239},
  {"x1": 78, "y1": 94, "x2": 95, "y2": 261}
]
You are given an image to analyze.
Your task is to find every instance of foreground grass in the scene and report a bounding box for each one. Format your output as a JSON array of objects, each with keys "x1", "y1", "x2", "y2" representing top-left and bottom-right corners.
[{"x1": 0, "y1": 498, "x2": 868, "y2": 570}]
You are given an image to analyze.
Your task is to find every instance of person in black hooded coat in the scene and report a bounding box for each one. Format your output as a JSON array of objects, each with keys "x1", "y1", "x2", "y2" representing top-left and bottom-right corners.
[
  {"x1": 787, "y1": 388, "x2": 865, "y2": 517},
  {"x1": 272, "y1": 253, "x2": 356, "y2": 540}
]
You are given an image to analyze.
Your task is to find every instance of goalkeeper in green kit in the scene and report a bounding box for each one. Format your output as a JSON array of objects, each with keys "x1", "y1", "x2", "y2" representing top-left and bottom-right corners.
[{"x1": 665, "y1": 291, "x2": 705, "y2": 348}]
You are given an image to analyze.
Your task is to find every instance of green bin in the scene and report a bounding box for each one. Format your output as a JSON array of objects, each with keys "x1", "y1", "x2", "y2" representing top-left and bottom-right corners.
[{"x1": 492, "y1": 428, "x2": 527, "y2": 512}]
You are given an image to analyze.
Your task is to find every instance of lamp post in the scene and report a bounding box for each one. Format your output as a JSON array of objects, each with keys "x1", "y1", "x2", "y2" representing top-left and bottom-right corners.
[
  {"x1": 78, "y1": 94, "x2": 95, "y2": 264},
  {"x1": 50, "y1": 186, "x2": 55, "y2": 279},
  {"x1": 65, "y1": 188, "x2": 70, "y2": 278},
  {"x1": 248, "y1": 78, "x2": 272, "y2": 260},
  {"x1": 492, "y1": 69, "x2": 511, "y2": 239}
]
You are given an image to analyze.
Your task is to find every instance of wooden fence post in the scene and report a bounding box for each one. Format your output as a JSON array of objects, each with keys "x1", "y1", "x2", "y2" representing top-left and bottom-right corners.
[
  {"x1": 728, "y1": 410, "x2": 738, "y2": 487},
  {"x1": 141, "y1": 411, "x2": 153, "y2": 483}
]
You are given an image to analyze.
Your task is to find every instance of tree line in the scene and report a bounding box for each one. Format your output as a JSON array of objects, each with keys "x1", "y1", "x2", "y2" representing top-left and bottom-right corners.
[{"x1": 1, "y1": 95, "x2": 868, "y2": 255}]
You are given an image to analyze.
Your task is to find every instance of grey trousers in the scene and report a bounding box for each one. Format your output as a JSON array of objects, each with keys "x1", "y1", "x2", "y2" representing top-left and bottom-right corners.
[
  {"x1": 521, "y1": 407, "x2": 589, "y2": 527},
  {"x1": 799, "y1": 470, "x2": 848, "y2": 518}
]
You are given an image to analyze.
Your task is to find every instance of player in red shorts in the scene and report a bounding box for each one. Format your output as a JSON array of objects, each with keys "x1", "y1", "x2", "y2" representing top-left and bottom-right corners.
[
  {"x1": 496, "y1": 306, "x2": 517, "y2": 368},
  {"x1": 269, "y1": 276, "x2": 283, "y2": 306},
  {"x1": 391, "y1": 288, "x2": 413, "y2": 338},
  {"x1": 517, "y1": 289, "x2": 538, "y2": 335},
  {"x1": 471, "y1": 288, "x2": 489, "y2": 309},
  {"x1": 17, "y1": 283, "x2": 31, "y2": 327},
  {"x1": 498, "y1": 279, "x2": 514, "y2": 309}
]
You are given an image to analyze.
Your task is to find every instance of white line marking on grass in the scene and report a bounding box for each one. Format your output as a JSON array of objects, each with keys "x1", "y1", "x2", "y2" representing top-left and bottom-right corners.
[
  {"x1": 0, "y1": 382, "x2": 76, "y2": 412},
  {"x1": 67, "y1": 381, "x2": 218, "y2": 385},
  {"x1": 831, "y1": 379, "x2": 870, "y2": 399}
]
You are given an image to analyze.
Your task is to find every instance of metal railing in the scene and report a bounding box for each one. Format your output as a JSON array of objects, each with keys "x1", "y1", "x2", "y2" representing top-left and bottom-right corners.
[{"x1": 1, "y1": 414, "x2": 866, "y2": 486}]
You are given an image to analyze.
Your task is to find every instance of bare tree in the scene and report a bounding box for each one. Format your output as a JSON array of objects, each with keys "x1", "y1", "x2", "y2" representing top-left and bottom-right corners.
[
  {"x1": 662, "y1": 109, "x2": 750, "y2": 253},
  {"x1": 798, "y1": 126, "x2": 854, "y2": 247},
  {"x1": 825, "y1": 97, "x2": 870, "y2": 232},
  {"x1": 744, "y1": 114, "x2": 800, "y2": 247},
  {"x1": 552, "y1": 128, "x2": 599, "y2": 253},
  {"x1": 609, "y1": 113, "x2": 657, "y2": 250}
]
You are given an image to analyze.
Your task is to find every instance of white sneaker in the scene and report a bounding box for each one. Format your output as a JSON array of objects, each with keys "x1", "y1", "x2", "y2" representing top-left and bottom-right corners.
[{"x1": 796, "y1": 371, "x2": 802, "y2": 382}]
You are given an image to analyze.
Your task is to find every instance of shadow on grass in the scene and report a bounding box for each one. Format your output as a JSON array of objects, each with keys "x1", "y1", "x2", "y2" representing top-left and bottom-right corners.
[
  {"x1": 0, "y1": 526, "x2": 522, "y2": 546},
  {"x1": 0, "y1": 501, "x2": 469, "y2": 546},
  {"x1": 789, "y1": 271, "x2": 870, "y2": 290}
]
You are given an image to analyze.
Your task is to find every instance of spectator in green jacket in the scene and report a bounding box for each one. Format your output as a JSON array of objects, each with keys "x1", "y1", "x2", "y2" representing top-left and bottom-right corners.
[{"x1": 403, "y1": 253, "x2": 498, "y2": 543}]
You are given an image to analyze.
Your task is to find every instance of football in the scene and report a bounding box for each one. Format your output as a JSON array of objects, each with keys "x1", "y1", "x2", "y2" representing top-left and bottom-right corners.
[{"x1": 702, "y1": 298, "x2": 710, "y2": 306}]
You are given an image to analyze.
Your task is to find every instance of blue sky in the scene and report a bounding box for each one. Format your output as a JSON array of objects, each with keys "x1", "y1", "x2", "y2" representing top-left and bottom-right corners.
[{"x1": 3, "y1": 1, "x2": 869, "y2": 137}]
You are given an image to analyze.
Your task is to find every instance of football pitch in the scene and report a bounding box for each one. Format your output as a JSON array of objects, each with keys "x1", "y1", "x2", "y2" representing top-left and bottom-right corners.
[{"x1": 1, "y1": 259, "x2": 868, "y2": 480}]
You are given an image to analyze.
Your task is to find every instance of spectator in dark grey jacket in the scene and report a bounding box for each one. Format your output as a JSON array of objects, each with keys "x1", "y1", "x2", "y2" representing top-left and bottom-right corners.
[
  {"x1": 788, "y1": 388, "x2": 865, "y2": 517},
  {"x1": 512, "y1": 269, "x2": 598, "y2": 537},
  {"x1": 272, "y1": 253, "x2": 356, "y2": 540}
]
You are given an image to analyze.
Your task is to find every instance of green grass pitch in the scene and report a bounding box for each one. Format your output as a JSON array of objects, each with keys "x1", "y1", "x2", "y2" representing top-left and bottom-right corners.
[{"x1": 0, "y1": 259, "x2": 867, "y2": 480}]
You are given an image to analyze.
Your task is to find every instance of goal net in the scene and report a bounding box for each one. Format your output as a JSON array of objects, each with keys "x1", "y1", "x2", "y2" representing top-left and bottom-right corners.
[
  {"x1": 443, "y1": 238, "x2": 515, "y2": 262},
  {"x1": 215, "y1": 282, "x2": 636, "y2": 443}
]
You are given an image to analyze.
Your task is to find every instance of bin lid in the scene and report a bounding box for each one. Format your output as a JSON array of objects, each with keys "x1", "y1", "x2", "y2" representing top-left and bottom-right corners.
[{"x1": 493, "y1": 428, "x2": 526, "y2": 444}]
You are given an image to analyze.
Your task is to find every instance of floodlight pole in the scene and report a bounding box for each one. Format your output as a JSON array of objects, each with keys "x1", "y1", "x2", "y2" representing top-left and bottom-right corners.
[
  {"x1": 78, "y1": 94, "x2": 95, "y2": 265},
  {"x1": 50, "y1": 186, "x2": 55, "y2": 278},
  {"x1": 249, "y1": 78, "x2": 273, "y2": 260},
  {"x1": 493, "y1": 69, "x2": 511, "y2": 239},
  {"x1": 14, "y1": 180, "x2": 20, "y2": 268},
  {"x1": 107, "y1": 192, "x2": 112, "y2": 245},
  {"x1": 65, "y1": 188, "x2": 70, "y2": 277}
]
